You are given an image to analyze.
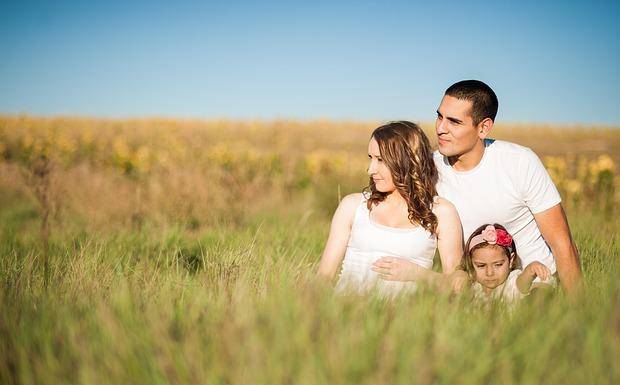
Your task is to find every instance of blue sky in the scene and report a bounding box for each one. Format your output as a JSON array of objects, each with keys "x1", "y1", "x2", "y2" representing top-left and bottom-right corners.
[{"x1": 1, "y1": 0, "x2": 619, "y2": 124}]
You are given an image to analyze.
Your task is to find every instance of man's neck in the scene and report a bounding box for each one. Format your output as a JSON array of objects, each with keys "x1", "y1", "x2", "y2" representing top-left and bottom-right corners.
[{"x1": 448, "y1": 140, "x2": 486, "y2": 172}]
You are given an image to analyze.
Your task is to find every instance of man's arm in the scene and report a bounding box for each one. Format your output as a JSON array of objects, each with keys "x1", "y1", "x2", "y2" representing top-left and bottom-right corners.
[{"x1": 533, "y1": 203, "x2": 582, "y2": 292}]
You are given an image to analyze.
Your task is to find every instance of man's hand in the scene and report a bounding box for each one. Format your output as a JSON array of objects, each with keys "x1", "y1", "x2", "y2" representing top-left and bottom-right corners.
[{"x1": 371, "y1": 257, "x2": 426, "y2": 281}]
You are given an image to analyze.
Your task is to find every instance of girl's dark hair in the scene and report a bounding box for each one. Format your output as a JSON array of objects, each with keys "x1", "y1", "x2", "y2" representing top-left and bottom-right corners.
[
  {"x1": 363, "y1": 121, "x2": 438, "y2": 234},
  {"x1": 460, "y1": 223, "x2": 522, "y2": 279}
]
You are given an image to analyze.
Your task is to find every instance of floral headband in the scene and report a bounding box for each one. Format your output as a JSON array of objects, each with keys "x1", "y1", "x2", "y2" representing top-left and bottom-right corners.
[{"x1": 468, "y1": 225, "x2": 514, "y2": 252}]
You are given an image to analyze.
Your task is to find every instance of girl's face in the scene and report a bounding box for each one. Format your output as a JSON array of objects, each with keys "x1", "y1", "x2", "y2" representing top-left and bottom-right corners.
[
  {"x1": 367, "y1": 137, "x2": 395, "y2": 193},
  {"x1": 471, "y1": 245, "x2": 512, "y2": 293}
]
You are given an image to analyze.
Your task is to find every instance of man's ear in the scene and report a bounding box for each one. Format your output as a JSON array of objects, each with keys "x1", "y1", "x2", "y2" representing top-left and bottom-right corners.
[{"x1": 477, "y1": 118, "x2": 494, "y2": 139}]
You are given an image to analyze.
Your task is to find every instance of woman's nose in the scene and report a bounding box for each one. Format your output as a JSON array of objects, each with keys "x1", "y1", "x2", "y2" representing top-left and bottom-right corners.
[
  {"x1": 367, "y1": 161, "x2": 376, "y2": 175},
  {"x1": 485, "y1": 266, "x2": 493, "y2": 276}
]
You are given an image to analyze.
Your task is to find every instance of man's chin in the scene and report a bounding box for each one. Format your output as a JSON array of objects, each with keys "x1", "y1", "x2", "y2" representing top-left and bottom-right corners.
[{"x1": 437, "y1": 145, "x2": 453, "y2": 157}]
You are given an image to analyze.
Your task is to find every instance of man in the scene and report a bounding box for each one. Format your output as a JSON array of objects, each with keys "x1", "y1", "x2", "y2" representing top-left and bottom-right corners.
[{"x1": 374, "y1": 80, "x2": 581, "y2": 292}]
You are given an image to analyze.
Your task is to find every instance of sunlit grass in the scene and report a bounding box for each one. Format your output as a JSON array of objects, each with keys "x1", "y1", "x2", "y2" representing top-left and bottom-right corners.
[{"x1": 0, "y1": 115, "x2": 619, "y2": 384}]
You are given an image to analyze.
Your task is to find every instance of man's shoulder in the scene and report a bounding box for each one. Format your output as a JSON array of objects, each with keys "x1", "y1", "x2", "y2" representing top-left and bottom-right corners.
[
  {"x1": 485, "y1": 139, "x2": 535, "y2": 157},
  {"x1": 484, "y1": 139, "x2": 542, "y2": 167}
]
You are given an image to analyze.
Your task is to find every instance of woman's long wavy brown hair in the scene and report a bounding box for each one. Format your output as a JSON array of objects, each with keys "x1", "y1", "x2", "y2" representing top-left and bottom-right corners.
[{"x1": 364, "y1": 121, "x2": 439, "y2": 234}]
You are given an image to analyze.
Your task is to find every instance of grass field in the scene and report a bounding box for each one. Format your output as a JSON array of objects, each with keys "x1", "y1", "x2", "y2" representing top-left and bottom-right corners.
[{"x1": 1, "y1": 115, "x2": 619, "y2": 385}]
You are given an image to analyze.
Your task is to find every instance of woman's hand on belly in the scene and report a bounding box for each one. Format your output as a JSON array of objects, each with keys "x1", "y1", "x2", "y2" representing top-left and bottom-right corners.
[{"x1": 371, "y1": 257, "x2": 426, "y2": 282}]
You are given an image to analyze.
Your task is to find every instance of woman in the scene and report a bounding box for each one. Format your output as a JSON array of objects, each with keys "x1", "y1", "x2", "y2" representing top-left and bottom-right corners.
[{"x1": 316, "y1": 121, "x2": 463, "y2": 296}]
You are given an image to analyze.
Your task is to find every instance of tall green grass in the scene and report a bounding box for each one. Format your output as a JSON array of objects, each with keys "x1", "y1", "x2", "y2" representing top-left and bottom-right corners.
[
  {"x1": 1, "y1": 117, "x2": 619, "y2": 384},
  {"x1": 1, "y1": 197, "x2": 618, "y2": 385}
]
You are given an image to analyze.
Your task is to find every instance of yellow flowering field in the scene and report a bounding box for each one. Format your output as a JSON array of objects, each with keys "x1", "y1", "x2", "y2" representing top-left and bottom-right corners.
[{"x1": 1, "y1": 115, "x2": 617, "y2": 228}]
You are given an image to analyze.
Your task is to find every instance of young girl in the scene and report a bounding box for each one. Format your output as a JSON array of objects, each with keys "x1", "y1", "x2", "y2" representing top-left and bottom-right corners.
[
  {"x1": 316, "y1": 121, "x2": 463, "y2": 297},
  {"x1": 460, "y1": 224, "x2": 552, "y2": 304}
]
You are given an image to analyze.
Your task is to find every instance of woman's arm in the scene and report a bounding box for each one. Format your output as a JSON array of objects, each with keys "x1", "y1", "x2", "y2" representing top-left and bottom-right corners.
[
  {"x1": 434, "y1": 197, "x2": 464, "y2": 275},
  {"x1": 316, "y1": 193, "x2": 361, "y2": 282}
]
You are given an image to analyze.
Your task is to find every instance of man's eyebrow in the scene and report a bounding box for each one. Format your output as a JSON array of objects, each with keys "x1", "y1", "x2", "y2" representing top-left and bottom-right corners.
[{"x1": 437, "y1": 110, "x2": 463, "y2": 124}]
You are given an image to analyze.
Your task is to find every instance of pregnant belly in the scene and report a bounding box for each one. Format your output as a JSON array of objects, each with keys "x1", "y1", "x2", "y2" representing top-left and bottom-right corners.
[{"x1": 336, "y1": 249, "x2": 419, "y2": 297}]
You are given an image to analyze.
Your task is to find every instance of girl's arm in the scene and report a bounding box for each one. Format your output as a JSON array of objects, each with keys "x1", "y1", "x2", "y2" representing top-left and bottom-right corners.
[
  {"x1": 516, "y1": 261, "x2": 551, "y2": 294},
  {"x1": 316, "y1": 193, "x2": 360, "y2": 282}
]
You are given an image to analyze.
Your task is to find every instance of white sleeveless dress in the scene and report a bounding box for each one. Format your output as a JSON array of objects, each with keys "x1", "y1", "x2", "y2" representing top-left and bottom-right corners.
[{"x1": 335, "y1": 194, "x2": 438, "y2": 297}]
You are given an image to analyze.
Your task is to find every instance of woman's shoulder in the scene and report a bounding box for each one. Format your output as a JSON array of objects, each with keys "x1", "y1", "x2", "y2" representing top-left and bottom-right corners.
[
  {"x1": 335, "y1": 193, "x2": 364, "y2": 215},
  {"x1": 329, "y1": 193, "x2": 364, "y2": 227},
  {"x1": 340, "y1": 193, "x2": 364, "y2": 207},
  {"x1": 329, "y1": 193, "x2": 364, "y2": 228},
  {"x1": 431, "y1": 196, "x2": 457, "y2": 217},
  {"x1": 431, "y1": 196, "x2": 462, "y2": 237}
]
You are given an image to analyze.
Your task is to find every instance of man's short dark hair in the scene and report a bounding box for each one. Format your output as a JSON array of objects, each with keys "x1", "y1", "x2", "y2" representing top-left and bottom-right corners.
[{"x1": 445, "y1": 80, "x2": 498, "y2": 125}]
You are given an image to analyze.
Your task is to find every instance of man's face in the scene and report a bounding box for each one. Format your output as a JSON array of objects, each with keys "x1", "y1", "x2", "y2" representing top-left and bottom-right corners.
[{"x1": 435, "y1": 95, "x2": 482, "y2": 158}]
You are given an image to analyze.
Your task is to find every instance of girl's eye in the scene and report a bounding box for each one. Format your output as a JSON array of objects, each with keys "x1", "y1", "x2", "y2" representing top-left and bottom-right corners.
[{"x1": 377, "y1": 158, "x2": 383, "y2": 162}]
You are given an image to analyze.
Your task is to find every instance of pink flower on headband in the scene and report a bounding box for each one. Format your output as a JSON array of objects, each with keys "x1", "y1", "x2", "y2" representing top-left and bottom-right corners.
[
  {"x1": 495, "y1": 229, "x2": 513, "y2": 247},
  {"x1": 480, "y1": 225, "x2": 497, "y2": 244},
  {"x1": 468, "y1": 225, "x2": 514, "y2": 252}
]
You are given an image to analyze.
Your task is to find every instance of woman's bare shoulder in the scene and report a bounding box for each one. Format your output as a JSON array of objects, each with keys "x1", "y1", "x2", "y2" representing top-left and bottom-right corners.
[
  {"x1": 432, "y1": 196, "x2": 458, "y2": 218},
  {"x1": 339, "y1": 193, "x2": 364, "y2": 211},
  {"x1": 330, "y1": 193, "x2": 363, "y2": 225}
]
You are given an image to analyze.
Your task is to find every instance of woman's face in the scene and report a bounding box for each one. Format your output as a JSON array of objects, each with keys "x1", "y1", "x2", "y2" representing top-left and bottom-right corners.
[{"x1": 368, "y1": 137, "x2": 395, "y2": 193}]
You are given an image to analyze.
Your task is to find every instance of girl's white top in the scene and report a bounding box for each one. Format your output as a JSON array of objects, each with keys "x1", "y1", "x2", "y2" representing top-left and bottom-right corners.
[{"x1": 335, "y1": 194, "x2": 437, "y2": 297}]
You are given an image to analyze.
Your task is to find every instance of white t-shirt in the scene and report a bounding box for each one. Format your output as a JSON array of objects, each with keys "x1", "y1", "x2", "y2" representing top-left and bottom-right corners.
[{"x1": 434, "y1": 139, "x2": 561, "y2": 273}]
